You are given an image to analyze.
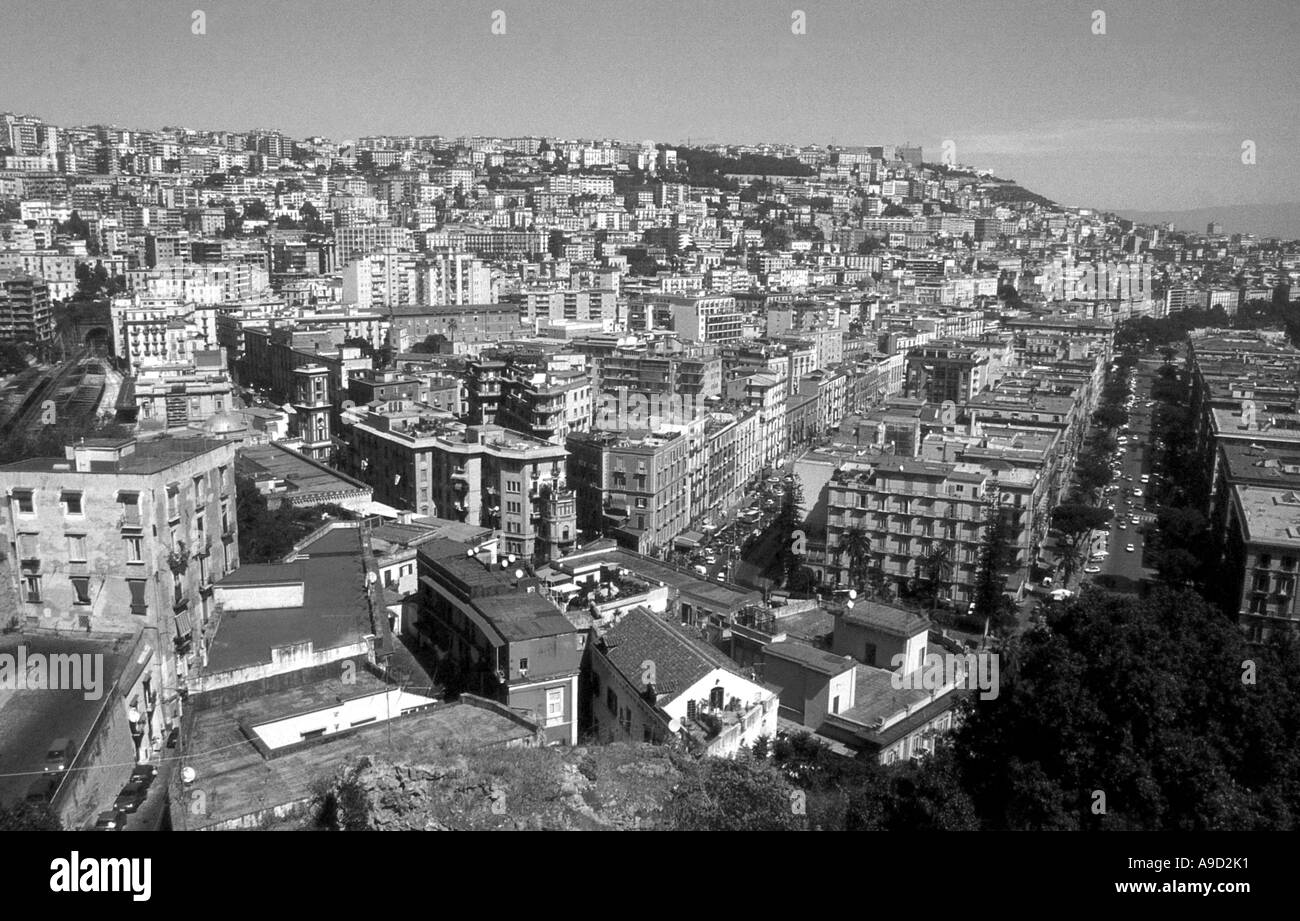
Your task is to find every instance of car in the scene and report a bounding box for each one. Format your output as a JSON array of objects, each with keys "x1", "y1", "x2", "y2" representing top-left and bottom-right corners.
[
  {"x1": 1126, "y1": 544, "x2": 1136, "y2": 553},
  {"x1": 113, "y1": 780, "x2": 149, "y2": 814},
  {"x1": 130, "y1": 763, "x2": 157, "y2": 786},
  {"x1": 1133, "y1": 489, "x2": 1143, "y2": 497},
  {"x1": 25, "y1": 776, "x2": 57, "y2": 805},
  {"x1": 93, "y1": 809, "x2": 126, "y2": 831},
  {"x1": 1117, "y1": 521, "x2": 1127, "y2": 530},
  {"x1": 1140, "y1": 475, "x2": 1150, "y2": 483},
  {"x1": 715, "y1": 571, "x2": 726, "y2": 582},
  {"x1": 44, "y1": 738, "x2": 76, "y2": 773},
  {"x1": 692, "y1": 564, "x2": 707, "y2": 576},
  {"x1": 1083, "y1": 565, "x2": 1102, "y2": 574},
  {"x1": 1041, "y1": 577, "x2": 1054, "y2": 587}
]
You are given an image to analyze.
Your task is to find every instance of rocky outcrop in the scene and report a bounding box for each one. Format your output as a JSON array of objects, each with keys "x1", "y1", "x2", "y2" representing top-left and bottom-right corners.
[{"x1": 319, "y1": 743, "x2": 686, "y2": 831}]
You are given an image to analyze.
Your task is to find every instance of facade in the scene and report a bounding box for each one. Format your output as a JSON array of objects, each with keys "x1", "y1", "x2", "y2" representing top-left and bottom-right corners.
[
  {"x1": 0, "y1": 435, "x2": 238, "y2": 758},
  {"x1": 1221, "y1": 484, "x2": 1300, "y2": 641},
  {"x1": 0, "y1": 271, "x2": 53, "y2": 344},
  {"x1": 346, "y1": 415, "x2": 576, "y2": 563},
  {"x1": 411, "y1": 537, "x2": 583, "y2": 744},
  {"x1": 566, "y1": 429, "x2": 693, "y2": 555},
  {"x1": 588, "y1": 606, "x2": 778, "y2": 757}
]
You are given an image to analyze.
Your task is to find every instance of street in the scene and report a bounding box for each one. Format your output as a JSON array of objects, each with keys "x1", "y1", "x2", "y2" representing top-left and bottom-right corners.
[{"x1": 1088, "y1": 360, "x2": 1162, "y2": 593}]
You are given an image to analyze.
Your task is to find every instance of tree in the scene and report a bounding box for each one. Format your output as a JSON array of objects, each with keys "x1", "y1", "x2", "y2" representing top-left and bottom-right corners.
[
  {"x1": 235, "y1": 475, "x2": 356, "y2": 564},
  {"x1": 972, "y1": 503, "x2": 1017, "y2": 635},
  {"x1": 915, "y1": 543, "x2": 953, "y2": 616},
  {"x1": 1050, "y1": 503, "x2": 1112, "y2": 584},
  {"x1": 838, "y1": 527, "x2": 872, "y2": 594},
  {"x1": 665, "y1": 757, "x2": 804, "y2": 831},
  {"x1": 0, "y1": 801, "x2": 61, "y2": 830},
  {"x1": 941, "y1": 588, "x2": 1300, "y2": 829}
]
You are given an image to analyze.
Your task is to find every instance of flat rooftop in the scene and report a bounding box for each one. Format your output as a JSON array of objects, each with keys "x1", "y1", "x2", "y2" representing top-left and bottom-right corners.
[
  {"x1": 236, "y1": 442, "x2": 371, "y2": 500},
  {"x1": 182, "y1": 677, "x2": 536, "y2": 828},
  {"x1": 1233, "y1": 485, "x2": 1300, "y2": 547},
  {"x1": 204, "y1": 552, "x2": 372, "y2": 675},
  {"x1": 0, "y1": 434, "x2": 230, "y2": 475}
]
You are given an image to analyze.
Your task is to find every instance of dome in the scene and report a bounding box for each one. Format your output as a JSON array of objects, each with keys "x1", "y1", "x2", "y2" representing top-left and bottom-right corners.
[{"x1": 201, "y1": 411, "x2": 248, "y2": 435}]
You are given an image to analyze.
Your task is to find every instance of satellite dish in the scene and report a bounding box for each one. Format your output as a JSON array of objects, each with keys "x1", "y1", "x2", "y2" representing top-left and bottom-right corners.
[
  {"x1": 467, "y1": 549, "x2": 476, "y2": 557},
  {"x1": 127, "y1": 708, "x2": 141, "y2": 723},
  {"x1": 514, "y1": 569, "x2": 524, "y2": 580},
  {"x1": 845, "y1": 600, "x2": 855, "y2": 609},
  {"x1": 366, "y1": 571, "x2": 378, "y2": 584},
  {"x1": 667, "y1": 718, "x2": 681, "y2": 734},
  {"x1": 848, "y1": 589, "x2": 858, "y2": 600},
  {"x1": 181, "y1": 766, "x2": 196, "y2": 784},
  {"x1": 507, "y1": 555, "x2": 517, "y2": 564}
]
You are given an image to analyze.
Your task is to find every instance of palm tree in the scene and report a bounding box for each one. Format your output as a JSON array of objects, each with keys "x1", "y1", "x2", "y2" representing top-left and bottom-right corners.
[
  {"x1": 916, "y1": 543, "x2": 953, "y2": 617},
  {"x1": 837, "y1": 527, "x2": 872, "y2": 594}
]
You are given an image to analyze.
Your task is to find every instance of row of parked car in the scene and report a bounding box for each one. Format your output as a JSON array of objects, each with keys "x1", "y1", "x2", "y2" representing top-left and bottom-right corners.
[{"x1": 93, "y1": 763, "x2": 158, "y2": 830}]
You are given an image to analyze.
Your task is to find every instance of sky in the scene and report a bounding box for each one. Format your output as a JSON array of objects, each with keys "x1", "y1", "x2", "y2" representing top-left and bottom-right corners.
[{"x1": 2, "y1": 0, "x2": 1298, "y2": 212}]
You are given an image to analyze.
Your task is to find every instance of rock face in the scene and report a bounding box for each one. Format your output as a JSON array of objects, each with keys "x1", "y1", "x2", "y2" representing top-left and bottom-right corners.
[{"x1": 322, "y1": 743, "x2": 686, "y2": 831}]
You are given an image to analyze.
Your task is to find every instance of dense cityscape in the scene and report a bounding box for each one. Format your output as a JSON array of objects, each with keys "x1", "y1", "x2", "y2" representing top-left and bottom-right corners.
[{"x1": 0, "y1": 107, "x2": 1298, "y2": 837}]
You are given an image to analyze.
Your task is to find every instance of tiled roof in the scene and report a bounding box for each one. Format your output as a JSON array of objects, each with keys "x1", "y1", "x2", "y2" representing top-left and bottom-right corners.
[{"x1": 600, "y1": 607, "x2": 738, "y2": 699}]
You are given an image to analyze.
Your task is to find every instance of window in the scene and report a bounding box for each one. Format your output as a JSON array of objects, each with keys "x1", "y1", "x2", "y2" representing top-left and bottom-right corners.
[
  {"x1": 606, "y1": 688, "x2": 617, "y2": 713},
  {"x1": 220, "y1": 499, "x2": 231, "y2": 534},
  {"x1": 66, "y1": 534, "x2": 87, "y2": 562},
  {"x1": 71, "y1": 576, "x2": 91, "y2": 605},
  {"x1": 125, "y1": 536, "x2": 143, "y2": 563},
  {"x1": 505, "y1": 480, "x2": 521, "y2": 493},
  {"x1": 119, "y1": 491, "x2": 141, "y2": 528},
  {"x1": 61, "y1": 491, "x2": 83, "y2": 515},
  {"x1": 519, "y1": 657, "x2": 529, "y2": 673},
  {"x1": 18, "y1": 533, "x2": 38, "y2": 561},
  {"x1": 832, "y1": 695, "x2": 840, "y2": 715},
  {"x1": 545, "y1": 687, "x2": 563, "y2": 723},
  {"x1": 13, "y1": 490, "x2": 34, "y2": 514},
  {"x1": 127, "y1": 579, "x2": 147, "y2": 615},
  {"x1": 173, "y1": 574, "x2": 186, "y2": 609}
]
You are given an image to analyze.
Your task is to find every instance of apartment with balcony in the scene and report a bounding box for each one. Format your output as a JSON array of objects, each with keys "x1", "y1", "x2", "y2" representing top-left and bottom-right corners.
[
  {"x1": 411, "y1": 537, "x2": 583, "y2": 744},
  {"x1": 565, "y1": 428, "x2": 693, "y2": 556},
  {"x1": 345, "y1": 413, "x2": 575, "y2": 563},
  {"x1": 818, "y1": 457, "x2": 1036, "y2": 604},
  {"x1": 1221, "y1": 485, "x2": 1300, "y2": 641},
  {"x1": 0, "y1": 435, "x2": 238, "y2": 754}
]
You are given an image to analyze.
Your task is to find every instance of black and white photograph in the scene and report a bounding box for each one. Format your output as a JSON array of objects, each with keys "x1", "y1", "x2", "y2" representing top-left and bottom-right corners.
[{"x1": 0, "y1": 0, "x2": 1294, "y2": 896}]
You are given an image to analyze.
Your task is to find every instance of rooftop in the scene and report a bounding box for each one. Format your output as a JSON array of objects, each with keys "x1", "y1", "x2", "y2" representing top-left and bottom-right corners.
[{"x1": 1233, "y1": 484, "x2": 1300, "y2": 547}]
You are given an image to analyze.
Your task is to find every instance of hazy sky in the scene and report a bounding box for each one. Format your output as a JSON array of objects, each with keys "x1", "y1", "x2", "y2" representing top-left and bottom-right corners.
[{"x1": 3, "y1": 0, "x2": 1298, "y2": 211}]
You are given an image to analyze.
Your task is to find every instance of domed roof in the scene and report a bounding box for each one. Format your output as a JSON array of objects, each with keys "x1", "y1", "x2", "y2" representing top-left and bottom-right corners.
[{"x1": 201, "y1": 411, "x2": 248, "y2": 434}]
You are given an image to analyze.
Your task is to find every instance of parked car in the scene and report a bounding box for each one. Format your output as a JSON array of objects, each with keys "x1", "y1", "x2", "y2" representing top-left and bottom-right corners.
[
  {"x1": 130, "y1": 764, "x2": 157, "y2": 787},
  {"x1": 1083, "y1": 565, "x2": 1101, "y2": 574},
  {"x1": 113, "y1": 780, "x2": 149, "y2": 814},
  {"x1": 93, "y1": 809, "x2": 126, "y2": 831},
  {"x1": 43, "y1": 738, "x2": 76, "y2": 773},
  {"x1": 25, "y1": 776, "x2": 57, "y2": 805},
  {"x1": 691, "y1": 564, "x2": 707, "y2": 576},
  {"x1": 715, "y1": 571, "x2": 726, "y2": 582},
  {"x1": 1126, "y1": 544, "x2": 1136, "y2": 553}
]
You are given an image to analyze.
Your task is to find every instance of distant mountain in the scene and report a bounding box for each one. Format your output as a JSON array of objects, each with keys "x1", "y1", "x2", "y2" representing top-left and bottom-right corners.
[{"x1": 1103, "y1": 202, "x2": 1300, "y2": 241}]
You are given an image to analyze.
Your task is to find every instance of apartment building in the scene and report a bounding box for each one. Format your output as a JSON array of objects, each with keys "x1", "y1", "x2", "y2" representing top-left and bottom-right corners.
[
  {"x1": 818, "y1": 457, "x2": 1036, "y2": 604},
  {"x1": 346, "y1": 414, "x2": 576, "y2": 563},
  {"x1": 1221, "y1": 485, "x2": 1300, "y2": 641},
  {"x1": 0, "y1": 270, "x2": 53, "y2": 344},
  {"x1": 411, "y1": 537, "x2": 582, "y2": 744},
  {"x1": 565, "y1": 428, "x2": 693, "y2": 555},
  {"x1": 0, "y1": 435, "x2": 238, "y2": 754}
]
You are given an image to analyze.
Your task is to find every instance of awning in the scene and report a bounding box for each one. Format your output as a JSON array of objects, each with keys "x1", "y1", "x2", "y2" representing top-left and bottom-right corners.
[{"x1": 674, "y1": 531, "x2": 705, "y2": 550}]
